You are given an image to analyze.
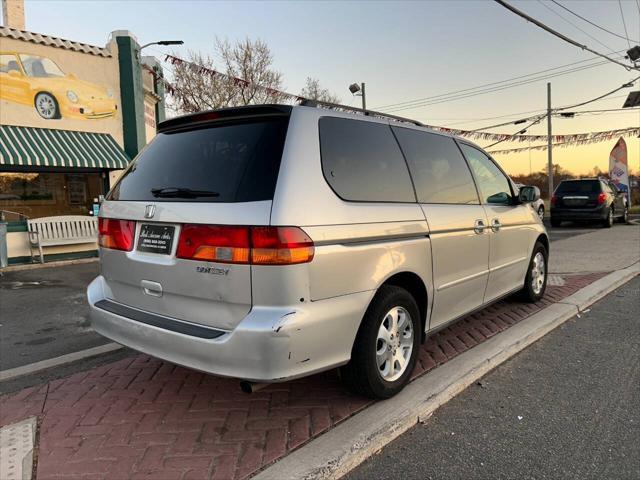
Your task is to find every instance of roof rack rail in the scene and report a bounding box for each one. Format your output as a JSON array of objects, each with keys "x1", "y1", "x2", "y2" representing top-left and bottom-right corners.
[{"x1": 299, "y1": 99, "x2": 424, "y2": 127}]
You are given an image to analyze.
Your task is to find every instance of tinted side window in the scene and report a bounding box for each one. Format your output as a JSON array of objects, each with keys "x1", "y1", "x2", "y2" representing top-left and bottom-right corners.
[
  {"x1": 319, "y1": 117, "x2": 415, "y2": 202},
  {"x1": 460, "y1": 144, "x2": 513, "y2": 205},
  {"x1": 392, "y1": 127, "x2": 478, "y2": 204}
]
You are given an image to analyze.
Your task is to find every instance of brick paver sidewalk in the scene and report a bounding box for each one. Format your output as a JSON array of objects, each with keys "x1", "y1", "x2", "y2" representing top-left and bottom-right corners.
[{"x1": 0, "y1": 272, "x2": 606, "y2": 480}]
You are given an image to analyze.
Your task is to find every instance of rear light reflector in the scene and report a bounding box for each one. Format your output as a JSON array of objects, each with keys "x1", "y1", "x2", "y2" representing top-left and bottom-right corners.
[
  {"x1": 177, "y1": 225, "x2": 250, "y2": 263},
  {"x1": 550, "y1": 195, "x2": 557, "y2": 206},
  {"x1": 98, "y1": 218, "x2": 135, "y2": 251},
  {"x1": 176, "y1": 225, "x2": 314, "y2": 265},
  {"x1": 597, "y1": 192, "x2": 606, "y2": 205}
]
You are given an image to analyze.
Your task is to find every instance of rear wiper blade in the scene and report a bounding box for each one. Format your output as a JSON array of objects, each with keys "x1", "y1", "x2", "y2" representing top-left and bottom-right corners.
[{"x1": 150, "y1": 187, "x2": 220, "y2": 198}]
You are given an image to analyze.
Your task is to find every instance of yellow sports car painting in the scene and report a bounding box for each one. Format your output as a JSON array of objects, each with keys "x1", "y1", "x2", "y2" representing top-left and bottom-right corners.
[{"x1": 0, "y1": 52, "x2": 117, "y2": 120}]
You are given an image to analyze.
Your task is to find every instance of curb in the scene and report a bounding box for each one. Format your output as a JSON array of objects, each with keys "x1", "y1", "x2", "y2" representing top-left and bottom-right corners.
[
  {"x1": 0, "y1": 343, "x2": 122, "y2": 382},
  {"x1": 0, "y1": 416, "x2": 37, "y2": 480},
  {"x1": 0, "y1": 257, "x2": 98, "y2": 273},
  {"x1": 253, "y1": 263, "x2": 639, "y2": 480}
]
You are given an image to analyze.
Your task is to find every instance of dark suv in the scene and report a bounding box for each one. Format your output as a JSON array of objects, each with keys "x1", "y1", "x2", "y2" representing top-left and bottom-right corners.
[{"x1": 550, "y1": 178, "x2": 628, "y2": 228}]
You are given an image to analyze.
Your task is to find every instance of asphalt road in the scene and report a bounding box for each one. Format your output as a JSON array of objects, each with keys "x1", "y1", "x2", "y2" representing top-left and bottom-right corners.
[
  {"x1": 0, "y1": 261, "x2": 109, "y2": 371},
  {"x1": 345, "y1": 276, "x2": 640, "y2": 480}
]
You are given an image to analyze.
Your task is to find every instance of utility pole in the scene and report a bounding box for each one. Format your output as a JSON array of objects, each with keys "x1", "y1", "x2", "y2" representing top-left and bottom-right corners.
[
  {"x1": 361, "y1": 82, "x2": 366, "y2": 110},
  {"x1": 547, "y1": 82, "x2": 553, "y2": 199}
]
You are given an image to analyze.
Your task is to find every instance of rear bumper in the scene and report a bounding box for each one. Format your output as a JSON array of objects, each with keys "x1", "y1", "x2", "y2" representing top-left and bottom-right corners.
[
  {"x1": 550, "y1": 204, "x2": 608, "y2": 221},
  {"x1": 87, "y1": 275, "x2": 371, "y2": 382}
]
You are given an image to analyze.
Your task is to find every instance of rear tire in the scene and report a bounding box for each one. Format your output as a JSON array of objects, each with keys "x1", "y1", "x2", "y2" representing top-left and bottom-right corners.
[
  {"x1": 602, "y1": 207, "x2": 614, "y2": 228},
  {"x1": 550, "y1": 217, "x2": 561, "y2": 228},
  {"x1": 342, "y1": 285, "x2": 420, "y2": 399},
  {"x1": 619, "y1": 206, "x2": 629, "y2": 224},
  {"x1": 537, "y1": 205, "x2": 545, "y2": 221},
  {"x1": 517, "y1": 242, "x2": 548, "y2": 303}
]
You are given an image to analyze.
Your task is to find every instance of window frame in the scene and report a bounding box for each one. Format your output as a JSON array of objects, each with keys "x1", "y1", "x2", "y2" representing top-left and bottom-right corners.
[
  {"x1": 318, "y1": 116, "x2": 418, "y2": 204},
  {"x1": 392, "y1": 125, "x2": 481, "y2": 206},
  {"x1": 456, "y1": 140, "x2": 517, "y2": 206}
]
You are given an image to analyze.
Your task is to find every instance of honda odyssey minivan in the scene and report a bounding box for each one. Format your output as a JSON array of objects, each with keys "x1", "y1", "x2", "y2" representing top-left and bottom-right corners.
[{"x1": 88, "y1": 103, "x2": 548, "y2": 399}]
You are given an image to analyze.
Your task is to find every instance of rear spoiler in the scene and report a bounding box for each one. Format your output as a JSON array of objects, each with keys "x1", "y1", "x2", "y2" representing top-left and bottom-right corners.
[{"x1": 158, "y1": 105, "x2": 292, "y2": 133}]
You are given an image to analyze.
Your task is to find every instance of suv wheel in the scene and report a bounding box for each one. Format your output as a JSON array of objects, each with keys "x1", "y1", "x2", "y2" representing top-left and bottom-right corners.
[
  {"x1": 342, "y1": 285, "x2": 420, "y2": 399},
  {"x1": 602, "y1": 207, "x2": 614, "y2": 228},
  {"x1": 517, "y1": 242, "x2": 548, "y2": 303},
  {"x1": 619, "y1": 206, "x2": 629, "y2": 224},
  {"x1": 550, "y1": 217, "x2": 561, "y2": 228}
]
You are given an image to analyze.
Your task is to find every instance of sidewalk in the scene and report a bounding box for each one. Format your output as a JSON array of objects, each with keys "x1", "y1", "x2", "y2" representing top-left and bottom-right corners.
[{"x1": 0, "y1": 226, "x2": 638, "y2": 480}]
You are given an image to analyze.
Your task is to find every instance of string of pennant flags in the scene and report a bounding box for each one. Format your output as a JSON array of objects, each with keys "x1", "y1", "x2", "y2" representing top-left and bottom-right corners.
[
  {"x1": 487, "y1": 127, "x2": 640, "y2": 155},
  {"x1": 145, "y1": 55, "x2": 638, "y2": 152}
]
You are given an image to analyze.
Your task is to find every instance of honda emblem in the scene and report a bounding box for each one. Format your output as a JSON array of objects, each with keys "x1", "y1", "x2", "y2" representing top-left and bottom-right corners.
[{"x1": 144, "y1": 205, "x2": 156, "y2": 219}]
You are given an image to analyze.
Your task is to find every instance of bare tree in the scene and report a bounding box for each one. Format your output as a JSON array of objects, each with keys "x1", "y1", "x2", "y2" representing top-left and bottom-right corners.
[
  {"x1": 169, "y1": 38, "x2": 286, "y2": 113},
  {"x1": 300, "y1": 77, "x2": 341, "y2": 104}
]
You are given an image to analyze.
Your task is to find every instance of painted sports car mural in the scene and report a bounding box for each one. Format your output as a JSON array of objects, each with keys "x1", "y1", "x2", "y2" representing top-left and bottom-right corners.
[{"x1": 0, "y1": 52, "x2": 117, "y2": 120}]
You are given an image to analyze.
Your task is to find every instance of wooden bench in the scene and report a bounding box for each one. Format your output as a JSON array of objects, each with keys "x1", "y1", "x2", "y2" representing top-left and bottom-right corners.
[{"x1": 27, "y1": 215, "x2": 98, "y2": 263}]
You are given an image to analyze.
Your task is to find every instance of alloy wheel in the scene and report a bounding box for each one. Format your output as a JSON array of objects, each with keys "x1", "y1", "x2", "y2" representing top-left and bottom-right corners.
[
  {"x1": 531, "y1": 251, "x2": 546, "y2": 295},
  {"x1": 376, "y1": 306, "x2": 414, "y2": 382}
]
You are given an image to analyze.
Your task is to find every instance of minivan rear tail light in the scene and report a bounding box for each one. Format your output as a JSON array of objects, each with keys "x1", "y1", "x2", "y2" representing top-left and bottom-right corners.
[
  {"x1": 596, "y1": 192, "x2": 606, "y2": 205},
  {"x1": 98, "y1": 218, "x2": 135, "y2": 251},
  {"x1": 176, "y1": 225, "x2": 314, "y2": 265},
  {"x1": 177, "y1": 225, "x2": 250, "y2": 263},
  {"x1": 251, "y1": 227, "x2": 314, "y2": 265},
  {"x1": 551, "y1": 195, "x2": 557, "y2": 206}
]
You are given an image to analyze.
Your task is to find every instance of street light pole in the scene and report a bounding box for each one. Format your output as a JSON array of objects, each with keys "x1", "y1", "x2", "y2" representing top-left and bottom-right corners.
[{"x1": 547, "y1": 82, "x2": 553, "y2": 199}]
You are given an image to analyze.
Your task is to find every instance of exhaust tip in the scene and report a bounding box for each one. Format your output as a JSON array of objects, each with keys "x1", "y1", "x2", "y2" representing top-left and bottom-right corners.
[{"x1": 239, "y1": 381, "x2": 269, "y2": 394}]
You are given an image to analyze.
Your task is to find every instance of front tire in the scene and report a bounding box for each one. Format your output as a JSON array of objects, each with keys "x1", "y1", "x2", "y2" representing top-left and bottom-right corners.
[
  {"x1": 34, "y1": 92, "x2": 61, "y2": 120},
  {"x1": 517, "y1": 242, "x2": 548, "y2": 303},
  {"x1": 342, "y1": 285, "x2": 420, "y2": 399}
]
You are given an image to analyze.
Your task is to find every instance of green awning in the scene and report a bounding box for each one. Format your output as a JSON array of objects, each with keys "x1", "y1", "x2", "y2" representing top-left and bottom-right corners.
[{"x1": 0, "y1": 125, "x2": 130, "y2": 169}]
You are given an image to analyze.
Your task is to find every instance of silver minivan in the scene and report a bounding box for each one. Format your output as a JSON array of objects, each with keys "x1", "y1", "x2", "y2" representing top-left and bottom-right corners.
[{"x1": 88, "y1": 103, "x2": 548, "y2": 399}]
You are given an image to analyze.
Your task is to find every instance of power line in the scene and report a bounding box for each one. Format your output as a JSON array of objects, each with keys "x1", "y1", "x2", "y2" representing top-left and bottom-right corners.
[
  {"x1": 376, "y1": 55, "x2": 615, "y2": 111},
  {"x1": 483, "y1": 116, "x2": 548, "y2": 149},
  {"x1": 494, "y1": 0, "x2": 636, "y2": 71},
  {"x1": 537, "y1": 0, "x2": 618, "y2": 56},
  {"x1": 617, "y1": 0, "x2": 632, "y2": 49},
  {"x1": 383, "y1": 59, "x2": 613, "y2": 113},
  {"x1": 549, "y1": 0, "x2": 639, "y2": 43},
  {"x1": 454, "y1": 78, "x2": 639, "y2": 133}
]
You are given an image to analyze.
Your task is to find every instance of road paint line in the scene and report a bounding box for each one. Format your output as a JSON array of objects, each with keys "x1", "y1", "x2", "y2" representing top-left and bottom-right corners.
[{"x1": 0, "y1": 343, "x2": 122, "y2": 382}]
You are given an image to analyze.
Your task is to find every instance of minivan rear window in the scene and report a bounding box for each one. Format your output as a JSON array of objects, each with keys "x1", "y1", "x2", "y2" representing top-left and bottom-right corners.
[
  {"x1": 555, "y1": 180, "x2": 600, "y2": 194},
  {"x1": 108, "y1": 117, "x2": 289, "y2": 202}
]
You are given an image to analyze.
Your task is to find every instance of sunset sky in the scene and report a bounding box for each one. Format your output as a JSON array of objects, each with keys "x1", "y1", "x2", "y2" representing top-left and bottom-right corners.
[{"x1": 15, "y1": 0, "x2": 640, "y2": 176}]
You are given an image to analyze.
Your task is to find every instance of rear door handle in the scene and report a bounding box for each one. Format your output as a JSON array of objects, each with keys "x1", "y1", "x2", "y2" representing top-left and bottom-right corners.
[
  {"x1": 491, "y1": 218, "x2": 502, "y2": 232},
  {"x1": 474, "y1": 219, "x2": 486, "y2": 234}
]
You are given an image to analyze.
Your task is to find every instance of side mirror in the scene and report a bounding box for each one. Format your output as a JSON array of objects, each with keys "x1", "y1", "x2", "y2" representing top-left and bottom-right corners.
[
  {"x1": 8, "y1": 70, "x2": 22, "y2": 78},
  {"x1": 518, "y1": 185, "x2": 540, "y2": 204}
]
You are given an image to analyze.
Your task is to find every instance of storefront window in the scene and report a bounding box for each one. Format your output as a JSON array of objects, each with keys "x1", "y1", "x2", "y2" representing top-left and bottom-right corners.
[{"x1": 0, "y1": 171, "x2": 104, "y2": 220}]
